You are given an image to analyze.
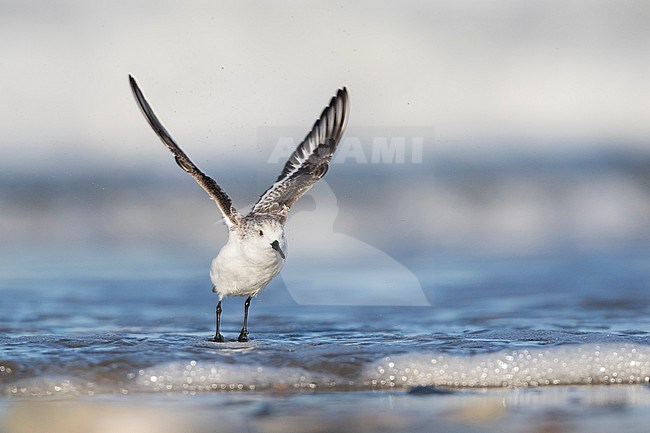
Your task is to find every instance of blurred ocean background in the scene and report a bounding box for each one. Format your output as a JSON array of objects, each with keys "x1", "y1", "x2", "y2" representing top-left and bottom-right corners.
[{"x1": 1, "y1": 1, "x2": 650, "y2": 432}]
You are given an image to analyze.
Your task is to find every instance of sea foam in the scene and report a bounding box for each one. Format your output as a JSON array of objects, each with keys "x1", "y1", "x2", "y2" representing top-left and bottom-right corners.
[{"x1": 364, "y1": 343, "x2": 650, "y2": 388}]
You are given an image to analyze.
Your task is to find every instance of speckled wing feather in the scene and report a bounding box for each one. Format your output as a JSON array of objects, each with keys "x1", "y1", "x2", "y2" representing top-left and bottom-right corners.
[
  {"x1": 129, "y1": 75, "x2": 240, "y2": 227},
  {"x1": 249, "y1": 88, "x2": 349, "y2": 221}
]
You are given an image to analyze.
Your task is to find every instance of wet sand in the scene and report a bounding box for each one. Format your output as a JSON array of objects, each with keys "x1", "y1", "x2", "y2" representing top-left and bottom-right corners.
[{"x1": 3, "y1": 384, "x2": 650, "y2": 433}]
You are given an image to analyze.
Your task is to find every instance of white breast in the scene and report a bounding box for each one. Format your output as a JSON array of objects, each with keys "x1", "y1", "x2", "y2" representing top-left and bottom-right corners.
[{"x1": 210, "y1": 235, "x2": 285, "y2": 298}]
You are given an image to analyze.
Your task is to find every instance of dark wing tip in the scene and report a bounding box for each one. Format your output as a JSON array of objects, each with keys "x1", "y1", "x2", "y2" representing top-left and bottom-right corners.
[
  {"x1": 337, "y1": 87, "x2": 349, "y2": 106},
  {"x1": 129, "y1": 75, "x2": 149, "y2": 110},
  {"x1": 128, "y1": 74, "x2": 138, "y2": 91}
]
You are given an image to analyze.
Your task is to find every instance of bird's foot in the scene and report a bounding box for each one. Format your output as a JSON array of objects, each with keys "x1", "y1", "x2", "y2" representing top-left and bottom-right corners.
[
  {"x1": 237, "y1": 329, "x2": 249, "y2": 342},
  {"x1": 213, "y1": 333, "x2": 226, "y2": 343}
]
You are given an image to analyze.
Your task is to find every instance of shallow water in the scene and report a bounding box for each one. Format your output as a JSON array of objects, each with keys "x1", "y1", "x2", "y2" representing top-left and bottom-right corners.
[{"x1": 1, "y1": 246, "x2": 650, "y2": 431}]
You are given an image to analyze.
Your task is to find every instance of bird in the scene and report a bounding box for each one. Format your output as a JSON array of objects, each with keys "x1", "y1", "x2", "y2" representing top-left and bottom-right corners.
[{"x1": 128, "y1": 75, "x2": 349, "y2": 342}]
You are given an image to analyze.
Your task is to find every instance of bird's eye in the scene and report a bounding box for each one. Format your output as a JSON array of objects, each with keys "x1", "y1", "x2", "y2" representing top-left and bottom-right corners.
[{"x1": 259, "y1": 230, "x2": 264, "y2": 236}]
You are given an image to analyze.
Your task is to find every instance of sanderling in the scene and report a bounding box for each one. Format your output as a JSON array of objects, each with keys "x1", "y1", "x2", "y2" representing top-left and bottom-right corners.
[{"x1": 129, "y1": 76, "x2": 349, "y2": 342}]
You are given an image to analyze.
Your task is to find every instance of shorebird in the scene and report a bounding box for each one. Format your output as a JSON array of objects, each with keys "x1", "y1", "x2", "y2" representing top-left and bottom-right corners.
[{"x1": 129, "y1": 76, "x2": 349, "y2": 342}]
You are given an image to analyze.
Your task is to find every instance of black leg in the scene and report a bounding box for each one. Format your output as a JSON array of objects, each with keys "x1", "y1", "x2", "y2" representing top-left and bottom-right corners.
[
  {"x1": 238, "y1": 296, "x2": 252, "y2": 342},
  {"x1": 214, "y1": 300, "x2": 225, "y2": 342}
]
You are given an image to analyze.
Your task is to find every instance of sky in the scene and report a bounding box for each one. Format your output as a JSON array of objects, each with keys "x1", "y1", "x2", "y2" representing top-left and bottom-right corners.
[
  {"x1": 1, "y1": 1, "x2": 649, "y2": 258},
  {"x1": 1, "y1": 0, "x2": 649, "y2": 176}
]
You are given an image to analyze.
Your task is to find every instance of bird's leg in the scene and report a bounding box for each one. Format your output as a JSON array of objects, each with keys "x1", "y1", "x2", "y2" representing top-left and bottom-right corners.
[
  {"x1": 238, "y1": 296, "x2": 252, "y2": 342},
  {"x1": 214, "y1": 300, "x2": 225, "y2": 342}
]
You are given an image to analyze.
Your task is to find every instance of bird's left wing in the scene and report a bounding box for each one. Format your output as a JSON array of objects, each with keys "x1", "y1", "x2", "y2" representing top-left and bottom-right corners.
[
  {"x1": 129, "y1": 75, "x2": 240, "y2": 227},
  {"x1": 249, "y1": 87, "x2": 349, "y2": 221}
]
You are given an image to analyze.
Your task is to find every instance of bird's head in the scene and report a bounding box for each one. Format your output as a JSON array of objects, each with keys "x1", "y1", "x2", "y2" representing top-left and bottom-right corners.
[{"x1": 246, "y1": 217, "x2": 287, "y2": 260}]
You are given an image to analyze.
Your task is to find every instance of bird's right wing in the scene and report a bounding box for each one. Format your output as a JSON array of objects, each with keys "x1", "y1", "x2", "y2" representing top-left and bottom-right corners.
[
  {"x1": 129, "y1": 75, "x2": 240, "y2": 227},
  {"x1": 249, "y1": 87, "x2": 349, "y2": 221}
]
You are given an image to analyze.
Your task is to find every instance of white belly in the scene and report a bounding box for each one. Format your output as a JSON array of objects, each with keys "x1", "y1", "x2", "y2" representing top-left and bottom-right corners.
[{"x1": 210, "y1": 240, "x2": 285, "y2": 298}]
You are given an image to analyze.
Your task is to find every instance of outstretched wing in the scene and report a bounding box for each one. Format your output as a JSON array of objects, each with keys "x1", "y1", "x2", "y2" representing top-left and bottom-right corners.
[
  {"x1": 249, "y1": 87, "x2": 349, "y2": 221},
  {"x1": 129, "y1": 75, "x2": 240, "y2": 227}
]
